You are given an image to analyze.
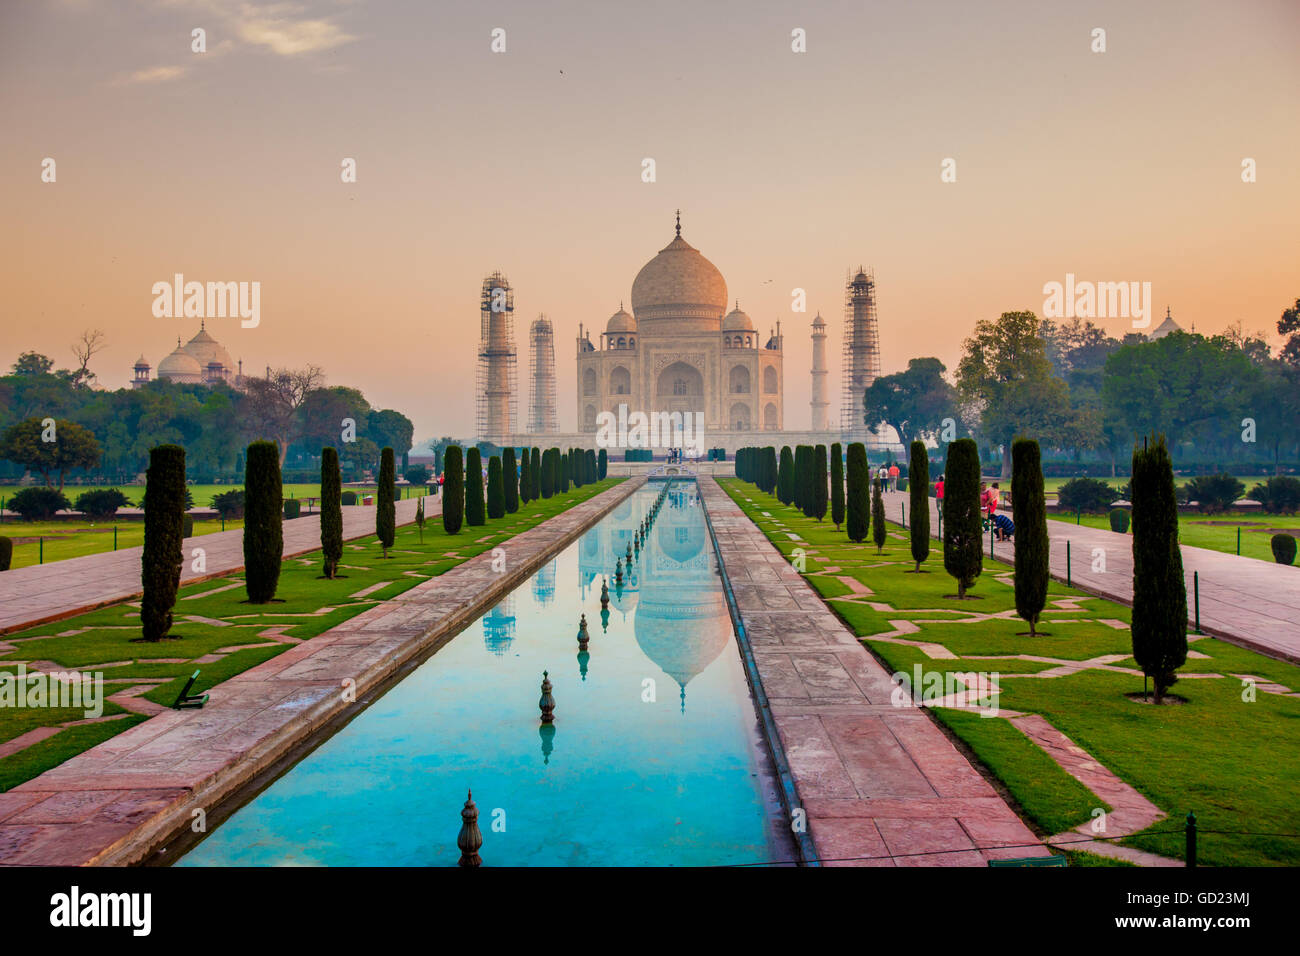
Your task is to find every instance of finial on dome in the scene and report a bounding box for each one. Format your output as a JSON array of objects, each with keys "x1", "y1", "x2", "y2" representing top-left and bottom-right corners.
[
  {"x1": 1166, "y1": 305, "x2": 1172, "y2": 319},
  {"x1": 200, "y1": 318, "x2": 205, "y2": 331},
  {"x1": 675, "y1": 209, "x2": 681, "y2": 238}
]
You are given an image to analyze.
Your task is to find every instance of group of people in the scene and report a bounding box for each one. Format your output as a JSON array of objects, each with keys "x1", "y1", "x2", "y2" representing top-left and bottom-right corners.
[
  {"x1": 932, "y1": 474, "x2": 1014, "y2": 541},
  {"x1": 875, "y1": 462, "x2": 901, "y2": 492}
]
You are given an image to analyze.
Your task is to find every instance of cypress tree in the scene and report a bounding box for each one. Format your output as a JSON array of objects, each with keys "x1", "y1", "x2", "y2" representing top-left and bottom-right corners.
[
  {"x1": 762, "y1": 446, "x2": 777, "y2": 495},
  {"x1": 572, "y1": 448, "x2": 583, "y2": 488},
  {"x1": 377, "y1": 446, "x2": 396, "y2": 557},
  {"x1": 1131, "y1": 435, "x2": 1188, "y2": 704},
  {"x1": 777, "y1": 446, "x2": 794, "y2": 505},
  {"x1": 465, "y1": 447, "x2": 486, "y2": 525},
  {"x1": 442, "y1": 445, "x2": 464, "y2": 533},
  {"x1": 812, "y1": 445, "x2": 828, "y2": 522},
  {"x1": 503, "y1": 447, "x2": 519, "y2": 513},
  {"x1": 320, "y1": 446, "x2": 343, "y2": 578},
  {"x1": 530, "y1": 447, "x2": 541, "y2": 500},
  {"x1": 872, "y1": 476, "x2": 887, "y2": 552},
  {"x1": 487, "y1": 455, "x2": 505, "y2": 519},
  {"x1": 598, "y1": 448, "x2": 607, "y2": 479},
  {"x1": 587, "y1": 449, "x2": 597, "y2": 483},
  {"x1": 243, "y1": 440, "x2": 283, "y2": 603},
  {"x1": 1012, "y1": 438, "x2": 1049, "y2": 634},
  {"x1": 846, "y1": 442, "x2": 869, "y2": 543},
  {"x1": 942, "y1": 438, "x2": 982, "y2": 599},
  {"x1": 795, "y1": 445, "x2": 812, "y2": 515},
  {"x1": 830, "y1": 442, "x2": 845, "y2": 531},
  {"x1": 140, "y1": 443, "x2": 186, "y2": 641},
  {"x1": 907, "y1": 440, "x2": 930, "y2": 572},
  {"x1": 561, "y1": 452, "x2": 570, "y2": 492},
  {"x1": 540, "y1": 448, "x2": 555, "y2": 498},
  {"x1": 518, "y1": 447, "x2": 532, "y2": 504}
]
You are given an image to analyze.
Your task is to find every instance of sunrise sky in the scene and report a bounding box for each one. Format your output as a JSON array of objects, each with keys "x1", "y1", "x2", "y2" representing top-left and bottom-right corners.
[{"x1": 2, "y1": 0, "x2": 1298, "y2": 442}]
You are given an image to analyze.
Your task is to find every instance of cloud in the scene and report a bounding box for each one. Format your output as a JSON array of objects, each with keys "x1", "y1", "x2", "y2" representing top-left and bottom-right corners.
[
  {"x1": 118, "y1": 64, "x2": 187, "y2": 84},
  {"x1": 232, "y1": 3, "x2": 357, "y2": 56}
]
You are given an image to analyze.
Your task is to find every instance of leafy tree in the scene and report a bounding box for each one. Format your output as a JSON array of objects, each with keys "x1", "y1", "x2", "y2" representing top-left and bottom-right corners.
[
  {"x1": 465, "y1": 447, "x2": 486, "y2": 525},
  {"x1": 1250, "y1": 476, "x2": 1300, "y2": 515},
  {"x1": 7, "y1": 486, "x2": 70, "y2": 521},
  {"x1": 864, "y1": 357, "x2": 958, "y2": 448},
  {"x1": 1278, "y1": 296, "x2": 1300, "y2": 368},
  {"x1": 942, "y1": 438, "x2": 983, "y2": 598},
  {"x1": 871, "y1": 476, "x2": 886, "y2": 552},
  {"x1": 443, "y1": 446, "x2": 464, "y2": 534},
  {"x1": 404, "y1": 464, "x2": 430, "y2": 486},
  {"x1": 957, "y1": 312, "x2": 1075, "y2": 479},
  {"x1": 377, "y1": 446, "x2": 396, "y2": 556},
  {"x1": 1012, "y1": 439, "x2": 1049, "y2": 635},
  {"x1": 140, "y1": 444, "x2": 186, "y2": 641},
  {"x1": 1184, "y1": 474, "x2": 1245, "y2": 514},
  {"x1": 846, "y1": 442, "x2": 869, "y2": 542},
  {"x1": 487, "y1": 455, "x2": 505, "y2": 519},
  {"x1": 0, "y1": 417, "x2": 101, "y2": 489},
  {"x1": 211, "y1": 489, "x2": 245, "y2": 518},
  {"x1": 830, "y1": 442, "x2": 845, "y2": 531},
  {"x1": 320, "y1": 446, "x2": 342, "y2": 578},
  {"x1": 12, "y1": 352, "x2": 55, "y2": 375},
  {"x1": 1130, "y1": 435, "x2": 1187, "y2": 704},
  {"x1": 812, "y1": 445, "x2": 828, "y2": 521},
  {"x1": 503, "y1": 447, "x2": 519, "y2": 513},
  {"x1": 908, "y1": 440, "x2": 930, "y2": 572},
  {"x1": 74, "y1": 488, "x2": 129, "y2": 518},
  {"x1": 241, "y1": 366, "x2": 324, "y2": 465},
  {"x1": 1057, "y1": 477, "x2": 1119, "y2": 514},
  {"x1": 243, "y1": 440, "x2": 284, "y2": 602}
]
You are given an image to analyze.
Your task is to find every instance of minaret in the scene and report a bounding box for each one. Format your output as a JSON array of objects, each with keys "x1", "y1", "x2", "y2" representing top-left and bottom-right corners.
[{"x1": 810, "y1": 312, "x2": 829, "y2": 430}]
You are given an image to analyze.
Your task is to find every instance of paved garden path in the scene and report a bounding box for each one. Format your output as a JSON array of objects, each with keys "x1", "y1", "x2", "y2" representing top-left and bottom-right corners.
[
  {"x1": 883, "y1": 490, "x2": 1300, "y2": 664},
  {"x1": 700, "y1": 477, "x2": 1051, "y2": 866},
  {"x1": 0, "y1": 479, "x2": 641, "y2": 866},
  {"x1": 0, "y1": 498, "x2": 431, "y2": 636}
]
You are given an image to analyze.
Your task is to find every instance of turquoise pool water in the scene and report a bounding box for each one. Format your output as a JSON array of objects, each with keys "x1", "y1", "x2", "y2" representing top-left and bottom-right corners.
[{"x1": 177, "y1": 484, "x2": 787, "y2": 867}]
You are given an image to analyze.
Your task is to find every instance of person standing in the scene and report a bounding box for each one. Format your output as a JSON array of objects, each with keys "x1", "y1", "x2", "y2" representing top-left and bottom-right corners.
[
  {"x1": 888, "y1": 461, "x2": 900, "y2": 492},
  {"x1": 935, "y1": 474, "x2": 945, "y2": 502}
]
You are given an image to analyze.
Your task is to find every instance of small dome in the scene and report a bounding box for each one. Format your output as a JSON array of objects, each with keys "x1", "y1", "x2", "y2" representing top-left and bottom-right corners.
[
  {"x1": 133, "y1": 355, "x2": 150, "y2": 369},
  {"x1": 722, "y1": 302, "x2": 753, "y2": 331},
  {"x1": 157, "y1": 341, "x2": 203, "y2": 381},
  {"x1": 606, "y1": 305, "x2": 636, "y2": 333}
]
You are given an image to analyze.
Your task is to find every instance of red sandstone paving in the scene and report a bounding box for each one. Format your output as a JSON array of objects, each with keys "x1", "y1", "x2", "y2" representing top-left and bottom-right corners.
[
  {"x1": 0, "y1": 480, "x2": 641, "y2": 866},
  {"x1": 702, "y1": 477, "x2": 1051, "y2": 866}
]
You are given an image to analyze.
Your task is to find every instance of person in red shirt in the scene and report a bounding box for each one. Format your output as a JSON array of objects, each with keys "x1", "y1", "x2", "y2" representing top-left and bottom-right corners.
[
  {"x1": 887, "y1": 462, "x2": 900, "y2": 492},
  {"x1": 986, "y1": 482, "x2": 1000, "y2": 517},
  {"x1": 935, "y1": 475, "x2": 945, "y2": 501}
]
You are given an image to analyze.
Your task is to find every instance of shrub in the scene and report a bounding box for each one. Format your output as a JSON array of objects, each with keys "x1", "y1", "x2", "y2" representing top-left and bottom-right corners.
[
  {"x1": 1108, "y1": 508, "x2": 1130, "y2": 533},
  {"x1": 831, "y1": 443, "x2": 845, "y2": 531},
  {"x1": 846, "y1": 443, "x2": 868, "y2": 542},
  {"x1": 1184, "y1": 473, "x2": 1245, "y2": 514},
  {"x1": 942, "y1": 438, "x2": 983, "y2": 599},
  {"x1": 141, "y1": 444, "x2": 186, "y2": 641},
  {"x1": 908, "y1": 440, "x2": 930, "y2": 571},
  {"x1": 598, "y1": 448, "x2": 607, "y2": 480},
  {"x1": 871, "y1": 477, "x2": 886, "y2": 553},
  {"x1": 284, "y1": 499, "x2": 301, "y2": 520},
  {"x1": 812, "y1": 445, "x2": 828, "y2": 522},
  {"x1": 443, "y1": 446, "x2": 464, "y2": 534},
  {"x1": 7, "y1": 486, "x2": 70, "y2": 521},
  {"x1": 74, "y1": 488, "x2": 130, "y2": 519},
  {"x1": 503, "y1": 447, "x2": 519, "y2": 513},
  {"x1": 465, "y1": 447, "x2": 485, "y2": 525},
  {"x1": 243, "y1": 440, "x2": 283, "y2": 603},
  {"x1": 1272, "y1": 533, "x2": 1297, "y2": 565},
  {"x1": 212, "y1": 489, "x2": 246, "y2": 518},
  {"x1": 377, "y1": 446, "x2": 396, "y2": 554},
  {"x1": 1012, "y1": 439, "x2": 1049, "y2": 635},
  {"x1": 321, "y1": 447, "x2": 342, "y2": 578},
  {"x1": 1249, "y1": 476, "x2": 1300, "y2": 515},
  {"x1": 1056, "y1": 477, "x2": 1118, "y2": 514},
  {"x1": 404, "y1": 465, "x2": 430, "y2": 486},
  {"x1": 487, "y1": 455, "x2": 505, "y2": 519},
  {"x1": 1130, "y1": 435, "x2": 1187, "y2": 704},
  {"x1": 0, "y1": 536, "x2": 11, "y2": 572},
  {"x1": 341, "y1": 490, "x2": 358, "y2": 506}
]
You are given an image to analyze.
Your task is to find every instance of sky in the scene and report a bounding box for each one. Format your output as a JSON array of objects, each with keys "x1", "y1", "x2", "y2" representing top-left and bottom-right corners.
[{"x1": 2, "y1": 0, "x2": 1298, "y2": 443}]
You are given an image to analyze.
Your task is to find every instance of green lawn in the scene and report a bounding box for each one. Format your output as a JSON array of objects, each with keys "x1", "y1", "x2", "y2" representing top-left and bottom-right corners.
[
  {"x1": 1063, "y1": 511, "x2": 1300, "y2": 564},
  {"x1": 0, "y1": 478, "x2": 622, "y2": 792},
  {"x1": 720, "y1": 477, "x2": 1300, "y2": 866}
]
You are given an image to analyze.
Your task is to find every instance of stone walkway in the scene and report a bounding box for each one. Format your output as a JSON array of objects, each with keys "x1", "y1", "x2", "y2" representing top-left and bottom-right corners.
[
  {"x1": 0, "y1": 479, "x2": 641, "y2": 866},
  {"x1": 699, "y1": 478, "x2": 1051, "y2": 866},
  {"x1": 0, "y1": 498, "x2": 430, "y2": 636},
  {"x1": 884, "y1": 490, "x2": 1300, "y2": 664}
]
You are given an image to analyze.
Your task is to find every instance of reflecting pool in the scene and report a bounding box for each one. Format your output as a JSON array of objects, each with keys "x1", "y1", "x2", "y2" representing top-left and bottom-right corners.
[{"x1": 178, "y1": 483, "x2": 789, "y2": 866}]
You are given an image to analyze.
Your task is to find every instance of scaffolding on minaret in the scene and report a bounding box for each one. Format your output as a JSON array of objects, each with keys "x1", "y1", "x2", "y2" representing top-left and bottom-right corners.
[
  {"x1": 528, "y1": 314, "x2": 558, "y2": 434},
  {"x1": 840, "y1": 267, "x2": 882, "y2": 443},
  {"x1": 476, "y1": 272, "x2": 518, "y2": 445}
]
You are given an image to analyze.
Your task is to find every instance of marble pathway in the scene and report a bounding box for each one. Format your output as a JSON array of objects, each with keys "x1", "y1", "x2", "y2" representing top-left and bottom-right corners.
[
  {"x1": 883, "y1": 490, "x2": 1300, "y2": 665},
  {"x1": 700, "y1": 477, "x2": 1051, "y2": 866},
  {"x1": 0, "y1": 479, "x2": 641, "y2": 866},
  {"x1": 0, "y1": 497, "x2": 430, "y2": 636}
]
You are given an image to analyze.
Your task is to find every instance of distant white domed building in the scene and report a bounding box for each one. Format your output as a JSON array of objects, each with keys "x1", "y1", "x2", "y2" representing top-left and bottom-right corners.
[{"x1": 132, "y1": 322, "x2": 245, "y2": 388}]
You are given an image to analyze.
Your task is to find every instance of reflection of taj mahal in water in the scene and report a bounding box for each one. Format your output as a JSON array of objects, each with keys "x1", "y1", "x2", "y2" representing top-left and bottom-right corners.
[{"x1": 578, "y1": 486, "x2": 729, "y2": 711}]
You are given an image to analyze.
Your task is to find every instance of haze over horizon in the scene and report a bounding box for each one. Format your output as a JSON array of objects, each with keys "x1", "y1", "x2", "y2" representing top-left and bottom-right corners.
[{"x1": 3, "y1": 0, "x2": 1298, "y2": 442}]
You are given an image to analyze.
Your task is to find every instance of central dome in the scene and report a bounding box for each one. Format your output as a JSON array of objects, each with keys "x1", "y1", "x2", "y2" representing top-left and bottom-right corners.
[{"x1": 630, "y1": 224, "x2": 728, "y2": 322}]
